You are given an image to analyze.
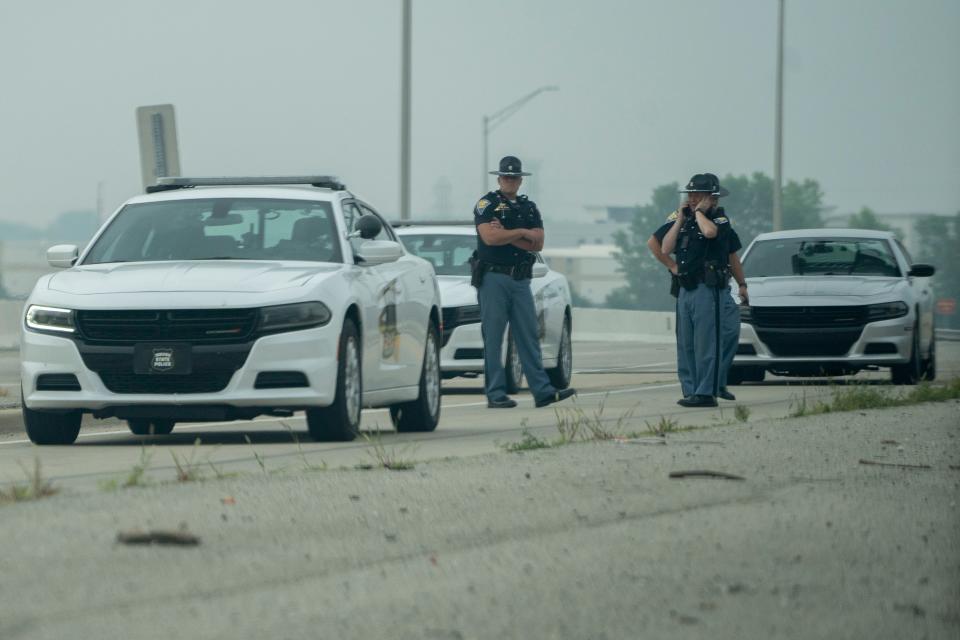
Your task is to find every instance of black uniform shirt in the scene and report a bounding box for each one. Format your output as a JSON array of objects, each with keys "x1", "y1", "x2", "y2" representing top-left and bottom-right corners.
[
  {"x1": 670, "y1": 206, "x2": 742, "y2": 275},
  {"x1": 473, "y1": 190, "x2": 543, "y2": 265}
]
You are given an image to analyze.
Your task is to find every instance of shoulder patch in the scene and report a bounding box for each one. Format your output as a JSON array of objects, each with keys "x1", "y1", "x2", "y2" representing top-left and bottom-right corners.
[
  {"x1": 475, "y1": 199, "x2": 490, "y2": 216},
  {"x1": 666, "y1": 210, "x2": 678, "y2": 222},
  {"x1": 714, "y1": 216, "x2": 729, "y2": 224}
]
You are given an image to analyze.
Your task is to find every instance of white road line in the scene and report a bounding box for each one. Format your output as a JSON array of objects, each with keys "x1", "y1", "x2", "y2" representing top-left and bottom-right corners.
[
  {"x1": 0, "y1": 383, "x2": 681, "y2": 446},
  {"x1": 575, "y1": 361, "x2": 672, "y2": 373}
]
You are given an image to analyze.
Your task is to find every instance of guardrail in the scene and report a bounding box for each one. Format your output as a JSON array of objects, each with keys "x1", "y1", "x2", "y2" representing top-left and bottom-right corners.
[{"x1": 937, "y1": 329, "x2": 960, "y2": 342}]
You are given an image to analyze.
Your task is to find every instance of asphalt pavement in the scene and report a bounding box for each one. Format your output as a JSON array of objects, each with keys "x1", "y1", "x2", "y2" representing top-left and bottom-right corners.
[{"x1": 1, "y1": 394, "x2": 957, "y2": 639}]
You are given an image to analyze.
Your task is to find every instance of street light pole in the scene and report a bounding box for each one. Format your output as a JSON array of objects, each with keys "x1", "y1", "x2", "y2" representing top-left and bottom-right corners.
[
  {"x1": 772, "y1": 0, "x2": 785, "y2": 231},
  {"x1": 399, "y1": 0, "x2": 412, "y2": 220},
  {"x1": 481, "y1": 85, "x2": 558, "y2": 193}
]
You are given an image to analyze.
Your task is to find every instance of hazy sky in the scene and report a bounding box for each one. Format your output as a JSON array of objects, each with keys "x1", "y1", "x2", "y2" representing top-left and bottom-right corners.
[{"x1": 1, "y1": 0, "x2": 958, "y2": 227}]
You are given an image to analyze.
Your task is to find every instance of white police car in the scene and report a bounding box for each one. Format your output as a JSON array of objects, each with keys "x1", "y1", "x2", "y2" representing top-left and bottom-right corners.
[
  {"x1": 394, "y1": 222, "x2": 573, "y2": 393},
  {"x1": 21, "y1": 176, "x2": 442, "y2": 444},
  {"x1": 732, "y1": 228, "x2": 936, "y2": 385}
]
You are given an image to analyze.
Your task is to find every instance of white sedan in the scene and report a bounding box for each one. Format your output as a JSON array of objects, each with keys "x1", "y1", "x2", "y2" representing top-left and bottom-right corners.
[
  {"x1": 732, "y1": 228, "x2": 936, "y2": 385},
  {"x1": 394, "y1": 223, "x2": 573, "y2": 393},
  {"x1": 20, "y1": 176, "x2": 442, "y2": 444}
]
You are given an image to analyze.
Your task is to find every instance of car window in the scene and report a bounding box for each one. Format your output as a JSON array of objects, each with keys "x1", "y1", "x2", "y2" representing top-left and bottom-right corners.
[
  {"x1": 895, "y1": 239, "x2": 914, "y2": 265},
  {"x1": 359, "y1": 204, "x2": 395, "y2": 242},
  {"x1": 83, "y1": 198, "x2": 342, "y2": 264},
  {"x1": 341, "y1": 201, "x2": 362, "y2": 235},
  {"x1": 398, "y1": 234, "x2": 474, "y2": 276},
  {"x1": 743, "y1": 238, "x2": 901, "y2": 278}
]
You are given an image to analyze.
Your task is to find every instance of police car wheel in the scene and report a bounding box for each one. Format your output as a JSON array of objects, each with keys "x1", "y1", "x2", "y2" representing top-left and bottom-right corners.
[
  {"x1": 891, "y1": 329, "x2": 921, "y2": 385},
  {"x1": 547, "y1": 317, "x2": 572, "y2": 390},
  {"x1": 390, "y1": 322, "x2": 441, "y2": 433},
  {"x1": 22, "y1": 402, "x2": 82, "y2": 446},
  {"x1": 127, "y1": 419, "x2": 175, "y2": 436},
  {"x1": 505, "y1": 331, "x2": 523, "y2": 394},
  {"x1": 306, "y1": 319, "x2": 361, "y2": 441}
]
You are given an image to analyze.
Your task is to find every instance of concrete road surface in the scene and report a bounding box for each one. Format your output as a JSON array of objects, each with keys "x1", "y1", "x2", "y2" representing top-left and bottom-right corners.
[{"x1": 0, "y1": 400, "x2": 957, "y2": 639}]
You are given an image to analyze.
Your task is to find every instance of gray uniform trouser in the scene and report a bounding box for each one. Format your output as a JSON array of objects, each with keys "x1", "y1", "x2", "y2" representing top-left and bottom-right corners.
[
  {"x1": 677, "y1": 283, "x2": 732, "y2": 397},
  {"x1": 478, "y1": 272, "x2": 556, "y2": 402},
  {"x1": 718, "y1": 288, "x2": 740, "y2": 390}
]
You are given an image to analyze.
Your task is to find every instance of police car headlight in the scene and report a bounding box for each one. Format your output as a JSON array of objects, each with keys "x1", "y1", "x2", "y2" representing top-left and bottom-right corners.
[
  {"x1": 866, "y1": 302, "x2": 908, "y2": 321},
  {"x1": 25, "y1": 305, "x2": 76, "y2": 334},
  {"x1": 258, "y1": 302, "x2": 332, "y2": 334}
]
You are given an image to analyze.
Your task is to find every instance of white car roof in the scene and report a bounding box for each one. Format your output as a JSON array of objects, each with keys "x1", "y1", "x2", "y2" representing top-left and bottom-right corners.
[
  {"x1": 394, "y1": 225, "x2": 476, "y2": 236},
  {"x1": 124, "y1": 185, "x2": 347, "y2": 206},
  {"x1": 753, "y1": 228, "x2": 898, "y2": 241}
]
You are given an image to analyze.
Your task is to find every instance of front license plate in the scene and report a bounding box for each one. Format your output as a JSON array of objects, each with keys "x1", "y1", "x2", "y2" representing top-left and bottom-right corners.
[{"x1": 133, "y1": 344, "x2": 193, "y2": 375}]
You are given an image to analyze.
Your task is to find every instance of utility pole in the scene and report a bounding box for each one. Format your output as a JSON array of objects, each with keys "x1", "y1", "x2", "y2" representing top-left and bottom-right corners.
[
  {"x1": 399, "y1": 0, "x2": 412, "y2": 220},
  {"x1": 772, "y1": 0, "x2": 785, "y2": 231}
]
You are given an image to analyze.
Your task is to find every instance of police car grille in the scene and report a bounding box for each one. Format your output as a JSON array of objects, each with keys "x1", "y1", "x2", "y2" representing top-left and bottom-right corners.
[
  {"x1": 751, "y1": 305, "x2": 867, "y2": 357},
  {"x1": 76, "y1": 309, "x2": 258, "y2": 344},
  {"x1": 750, "y1": 306, "x2": 868, "y2": 329},
  {"x1": 96, "y1": 370, "x2": 235, "y2": 394}
]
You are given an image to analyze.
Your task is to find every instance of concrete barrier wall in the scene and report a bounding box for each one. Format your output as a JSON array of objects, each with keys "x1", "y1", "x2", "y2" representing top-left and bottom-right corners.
[
  {"x1": 0, "y1": 302, "x2": 672, "y2": 351},
  {"x1": 0, "y1": 300, "x2": 23, "y2": 350},
  {"x1": 571, "y1": 308, "x2": 674, "y2": 343}
]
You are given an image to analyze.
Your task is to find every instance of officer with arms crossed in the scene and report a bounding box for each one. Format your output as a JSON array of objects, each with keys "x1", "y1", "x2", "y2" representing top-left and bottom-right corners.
[
  {"x1": 661, "y1": 173, "x2": 745, "y2": 407},
  {"x1": 650, "y1": 174, "x2": 747, "y2": 401},
  {"x1": 472, "y1": 156, "x2": 577, "y2": 409}
]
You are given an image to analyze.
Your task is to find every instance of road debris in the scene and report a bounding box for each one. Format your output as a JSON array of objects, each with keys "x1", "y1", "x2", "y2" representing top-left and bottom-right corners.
[
  {"x1": 116, "y1": 529, "x2": 201, "y2": 546},
  {"x1": 669, "y1": 470, "x2": 745, "y2": 481},
  {"x1": 614, "y1": 436, "x2": 667, "y2": 446},
  {"x1": 858, "y1": 459, "x2": 931, "y2": 470}
]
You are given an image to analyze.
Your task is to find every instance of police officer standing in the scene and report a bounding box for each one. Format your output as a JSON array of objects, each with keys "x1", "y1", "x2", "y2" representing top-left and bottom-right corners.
[
  {"x1": 661, "y1": 174, "x2": 743, "y2": 407},
  {"x1": 472, "y1": 156, "x2": 576, "y2": 409},
  {"x1": 650, "y1": 175, "x2": 745, "y2": 401}
]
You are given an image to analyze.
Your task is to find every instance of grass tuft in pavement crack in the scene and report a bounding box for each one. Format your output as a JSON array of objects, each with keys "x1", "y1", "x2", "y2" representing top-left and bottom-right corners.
[
  {"x1": 790, "y1": 378, "x2": 960, "y2": 418},
  {"x1": 734, "y1": 404, "x2": 751, "y2": 423},
  {"x1": 360, "y1": 430, "x2": 416, "y2": 470},
  {"x1": 1, "y1": 458, "x2": 58, "y2": 504},
  {"x1": 171, "y1": 438, "x2": 206, "y2": 482},
  {"x1": 502, "y1": 429, "x2": 553, "y2": 452}
]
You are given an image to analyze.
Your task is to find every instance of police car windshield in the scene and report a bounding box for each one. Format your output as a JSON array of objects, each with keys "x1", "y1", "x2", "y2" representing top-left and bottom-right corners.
[
  {"x1": 398, "y1": 234, "x2": 474, "y2": 276},
  {"x1": 83, "y1": 198, "x2": 342, "y2": 264},
  {"x1": 743, "y1": 238, "x2": 901, "y2": 278}
]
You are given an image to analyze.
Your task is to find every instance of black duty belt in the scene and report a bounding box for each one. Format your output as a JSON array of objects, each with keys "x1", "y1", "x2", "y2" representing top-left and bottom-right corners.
[{"x1": 486, "y1": 263, "x2": 521, "y2": 276}]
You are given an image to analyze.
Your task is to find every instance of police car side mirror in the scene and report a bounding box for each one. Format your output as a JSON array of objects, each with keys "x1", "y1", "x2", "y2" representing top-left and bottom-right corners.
[
  {"x1": 532, "y1": 263, "x2": 549, "y2": 278},
  {"x1": 47, "y1": 244, "x2": 79, "y2": 268},
  {"x1": 354, "y1": 214, "x2": 382, "y2": 240},
  {"x1": 908, "y1": 264, "x2": 935, "y2": 278}
]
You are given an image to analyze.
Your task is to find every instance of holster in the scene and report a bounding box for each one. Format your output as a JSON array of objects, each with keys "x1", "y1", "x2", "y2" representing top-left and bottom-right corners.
[
  {"x1": 703, "y1": 260, "x2": 730, "y2": 288},
  {"x1": 468, "y1": 251, "x2": 487, "y2": 289},
  {"x1": 669, "y1": 273, "x2": 680, "y2": 298}
]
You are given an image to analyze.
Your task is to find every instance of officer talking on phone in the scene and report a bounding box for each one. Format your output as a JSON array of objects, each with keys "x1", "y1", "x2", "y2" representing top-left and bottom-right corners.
[
  {"x1": 661, "y1": 174, "x2": 744, "y2": 407},
  {"x1": 471, "y1": 156, "x2": 576, "y2": 409}
]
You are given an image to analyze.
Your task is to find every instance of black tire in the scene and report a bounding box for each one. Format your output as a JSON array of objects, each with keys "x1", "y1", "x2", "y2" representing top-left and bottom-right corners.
[
  {"x1": 504, "y1": 330, "x2": 523, "y2": 394},
  {"x1": 891, "y1": 329, "x2": 921, "y2": 385},
  {"x1": 727, "y1": 366, "x2": 765, "y2": 386},
  {"x1": 921, "y1": 329, "x2": 937, "y2": 381},
  {"x1": 546, "y1": 316, "x2": 573, "y2": 390},
  {"x1": 306, "y1": 319, "x2": 362, "y2": 441},
  {"x1": 389, "y1": 322, "x2": 441, "y2": 433},
  {"x1": 127, "y1": 419, "x2": 175, "y2": 436},
  {"x1": 23, "y1": 405, "x2": 82, "y2": 445}
]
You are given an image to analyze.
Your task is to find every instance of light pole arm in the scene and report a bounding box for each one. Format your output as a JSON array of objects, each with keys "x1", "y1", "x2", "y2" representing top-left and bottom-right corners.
[{"x1": 485, "y1": 85, "x2": 559, "y2": 134}]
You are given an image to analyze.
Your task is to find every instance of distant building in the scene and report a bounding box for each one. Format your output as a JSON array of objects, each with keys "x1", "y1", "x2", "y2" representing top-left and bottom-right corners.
[{"x1": 541, "y1": 244, "x2": 620, "y2": 305}]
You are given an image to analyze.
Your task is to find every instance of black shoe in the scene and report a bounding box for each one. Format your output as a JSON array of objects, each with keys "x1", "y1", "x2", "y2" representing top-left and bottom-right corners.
[
  {"x1": 718, "y1": 388, "x2": 736, "y2": 401},
  {"x1": 487, "y1": 397, "x2": 518, "y2": 409},
  {"x1": 677, "y1": 395, "x2": 718, "y2": 408},
  {"x1": 535, "y1": 388, "x2": 577, "y2": 408}
]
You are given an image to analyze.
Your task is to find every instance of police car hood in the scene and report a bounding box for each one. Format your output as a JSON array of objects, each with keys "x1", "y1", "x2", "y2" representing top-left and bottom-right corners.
[
  {"x1": 746, "y1": 276, "x2": 904, "y2": 306},
  {"x1": 46, "y1": 261, "x2": 342, "y2": 296},
  {"x1": 436, "y1": 276, "x2": 477, "y2": 308}
]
